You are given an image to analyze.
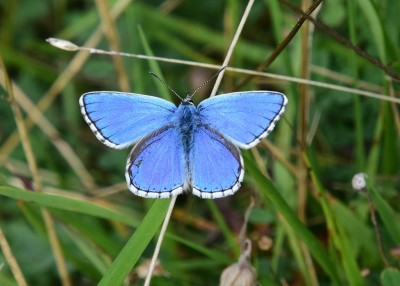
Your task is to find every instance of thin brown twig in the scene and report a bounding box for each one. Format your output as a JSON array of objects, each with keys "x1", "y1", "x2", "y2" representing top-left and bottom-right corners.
[
  {"x1": 281, "y1": 0, "x2": 400, "y2": 82},
  {"x1": 388, "y1": 79, "x2": 400, "y2": 135},
  {"x1": 298, "y1": 0, "x2": 318, "y2": 222},
  {"x1": 236, "y1": 0, "x2": 323, "y2": 89},
  {"x1": 297, "y1": 2, "x2": 319, "y2": 284},
  {"x1": 260, "y1": 140, "x2": 297, "y2": 176},
  {"x1": 366, "y1": 192, "x2": 390, "y2": 266},
  {"x1": 238, "y1": 197, "x2": 255, "y2": 243}
]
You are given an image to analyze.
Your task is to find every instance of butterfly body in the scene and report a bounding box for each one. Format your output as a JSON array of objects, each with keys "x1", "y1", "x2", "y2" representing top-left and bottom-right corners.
[
  {"x1": 173, "y1": 99, "x2": 196, "y2": 158},
  {"x1": 80, "y1": 91, "x2": 287, "y2": 199}
]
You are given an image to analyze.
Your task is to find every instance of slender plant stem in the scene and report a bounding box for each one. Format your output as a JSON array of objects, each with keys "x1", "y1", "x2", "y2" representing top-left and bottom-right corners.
[
  {"x1": 0, "y1": 56, "x2": 72, "y2": 286},
  {"x1": 144, "y1": 196, "x2": 177, "y2": 286},
  {"x1": 238, "y1": 197, "x2": 254, "y2": 242},
  {"x1": 366, "y1": 192, "x2": 389, "y2": 266},
  {"x1": 0, "y1": 0, "x2": 132, "y2": 175},
  {"x1": 281, "y1": 0, "x2": 400, "y2": 81},
  {"x1": 46, "y1": 39, "x2": 400, "y2": 104},
  {"x1": 0, "y1": 227, "x2": 28, "y2": 286},
  {"x1": 209, "y1": 0, "x2": 255, "y2": 97},
  {"x1": 95, "y1": 0, "x2": 130, "y2": 91}
]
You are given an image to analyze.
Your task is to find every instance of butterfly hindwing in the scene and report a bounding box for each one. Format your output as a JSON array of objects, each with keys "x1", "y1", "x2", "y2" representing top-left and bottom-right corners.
[
  {"x1": 191, "y1": 125, "x2": 244, "y2": 199},
  {"x1": 126, "y1": 125, "x2": 186, "y2": 198},
  {"x1": 197, "y1": 91, "x2": 287, "y2": 149},
  {"x1": 80, "y1": 92, "x2": 176, "y2": 149}
]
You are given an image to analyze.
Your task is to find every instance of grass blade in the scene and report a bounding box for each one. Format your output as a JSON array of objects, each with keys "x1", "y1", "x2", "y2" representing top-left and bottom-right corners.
[
  {"x1": 0, "y1": 186, "x2": 139, "y2": 227},
  {"x1": 98, "y1": 199, "x2": 170, "y2": 285},
  {"x1": 244, "y1": 156, "x2": 340, "y2": 283}
]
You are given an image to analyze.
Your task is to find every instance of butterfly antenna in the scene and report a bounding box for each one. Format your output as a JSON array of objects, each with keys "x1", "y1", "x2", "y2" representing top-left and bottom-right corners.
[
  {"x1": 149, "y1": 71, "x2": 183, "y2": 101},
  {"x1": 190, "y1": 66, "x2": 226, "y2": 99}
]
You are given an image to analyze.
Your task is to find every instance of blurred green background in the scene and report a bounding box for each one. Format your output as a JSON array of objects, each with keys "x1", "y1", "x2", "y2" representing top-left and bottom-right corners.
[{"x1": 1, "y1": 0, "x2": 400, "y2": 285}]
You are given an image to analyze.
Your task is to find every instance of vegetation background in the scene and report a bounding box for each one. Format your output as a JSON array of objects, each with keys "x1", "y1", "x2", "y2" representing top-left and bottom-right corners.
[{"x1": 1, "y1": 0, "x2": 400, "y2": 285}]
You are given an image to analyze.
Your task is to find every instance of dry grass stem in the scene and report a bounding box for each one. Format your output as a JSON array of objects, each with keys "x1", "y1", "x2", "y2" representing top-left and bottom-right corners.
[
  {"x1": 1, "y1": 57, "x2": 72, "y2": 286},
  {"x1": 0, "y1": 227, "x2": 28, "y2": 286},
  {"x1": 210, "y1": 0, "x2": 255, "y2": 97},
  {"x1": 144, "y1": 196, "x2": 177, "y2": 286},
  {"x1": 0, "y1": 0, "x2": 132, "y2": 170},
  {"x1": 95, "y1": 0, "x2": 130, "y2": 91}
]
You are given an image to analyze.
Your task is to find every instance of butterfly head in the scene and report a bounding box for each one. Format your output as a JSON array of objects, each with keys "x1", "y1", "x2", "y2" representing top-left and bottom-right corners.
[
  {"x1": 149, "y1": 67, "x2": 226, "y2": 105},
  {"x1": 182, "y1": 92, "x2": 194, "y2": 105}
]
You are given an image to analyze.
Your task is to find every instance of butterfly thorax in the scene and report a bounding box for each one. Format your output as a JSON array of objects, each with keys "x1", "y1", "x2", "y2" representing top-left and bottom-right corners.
[{"x1": 174, "y1": 102, "x2": 196, "y2": 146}]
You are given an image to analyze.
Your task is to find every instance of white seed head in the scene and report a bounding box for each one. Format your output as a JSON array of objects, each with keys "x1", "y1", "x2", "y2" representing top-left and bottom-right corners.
[
  {"x1": 220, "y1": 239, "x2": 256, "y2": 286},
  {"x1": 46, "y1": 38, "x2": 78, "y2": 51},
  {"x1": 258, "y1": 235, "x2": 273, "y2": 251},
  {"x1": 135, "y1": 259, "x2": 169, "y2": 279},
  {"x1": 352, "y1": 173, "x2": 367, "y2": 192},
  {"x1": 220, "y1": 262, "x2": 256, "y2": 286}
]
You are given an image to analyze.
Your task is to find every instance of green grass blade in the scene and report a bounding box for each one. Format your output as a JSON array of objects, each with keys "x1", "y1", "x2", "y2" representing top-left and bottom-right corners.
[
  {"x1": 134, "y1": 3, "x2": 271, "y2": 63},
  {"x1": 381, "y1": 268, "x2": 400, "y2": 286},
  {"x1": 355, "y1": 0, "x2": 386, "y2": 62},
  {"x1": 244, "y1": 156, "x2": 340, "y2": 283},
  {"x1": 347, "y1": 0, "x2": 366, "y2": 171},
  {"x1": 137, "y1": 26, "x2": 172, "y2": 101},
  {"x1": 0, "y1": 274, "x2": 18, "y2": 286},
  {"x1": 306, "y1": 151, "x2": 364, "y2": 286},
  {"x1": 98, "y1": 199, "x2": 170, "y2": 285},
  {"x1": 366, "y1": 180, "x2": 400, "y2": 245},
  {"x1": 366, "y1": 106, "x2": 384, "y2": 178},
  {"x1": 166, "y1": 233, "x2": 231, "y2": 264},
  {"x1": 0, "y1": 186, "x2": 139, "y2": 227},
  {"x1": 206, "y1": 200, "x2": 240, "y2": 257},
  {"x1": 61, "y1": 225, "x2": 110, "y2": 275}
]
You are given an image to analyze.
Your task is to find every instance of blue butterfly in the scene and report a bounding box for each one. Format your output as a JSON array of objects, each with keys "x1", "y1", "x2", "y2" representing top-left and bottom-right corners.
[{"x1": 79, "y1": 89, "x2": 287, "y2": 199}]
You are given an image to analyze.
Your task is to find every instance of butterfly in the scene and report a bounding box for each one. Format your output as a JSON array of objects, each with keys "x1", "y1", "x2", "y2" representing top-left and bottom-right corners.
[{"x1": 79, "y1": 88, "x2": 287, "y2": 199}]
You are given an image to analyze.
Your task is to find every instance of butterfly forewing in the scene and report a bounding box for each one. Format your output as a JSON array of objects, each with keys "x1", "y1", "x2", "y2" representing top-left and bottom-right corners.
[
  {"x1": 197, "y1": 91, "x2": 287, "y2": 149},
  {"x1": 80, "y1": 92, "x2": 176, "y2": 149}
]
